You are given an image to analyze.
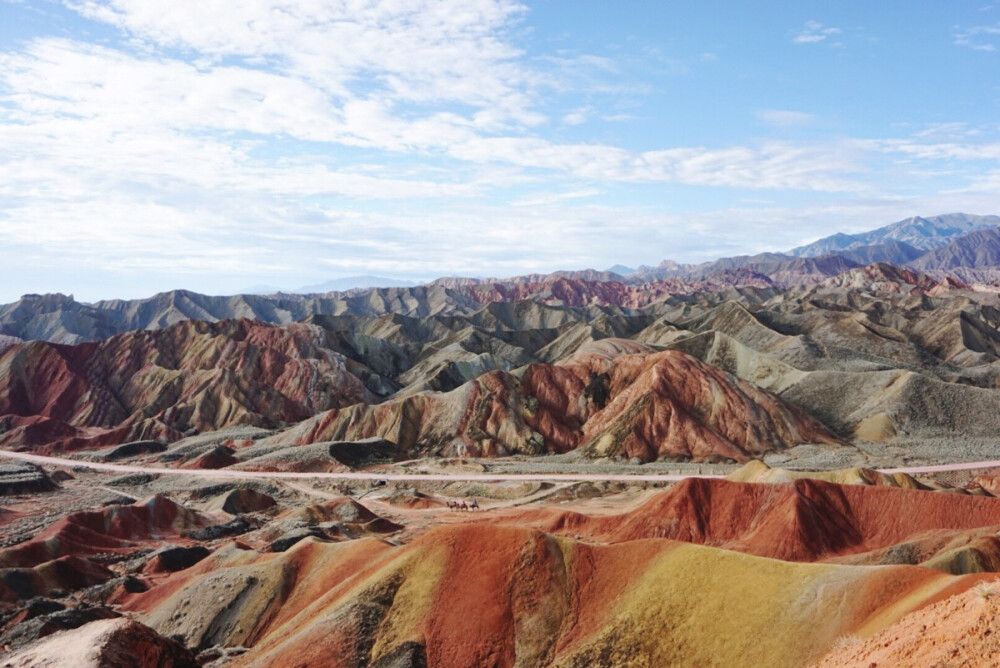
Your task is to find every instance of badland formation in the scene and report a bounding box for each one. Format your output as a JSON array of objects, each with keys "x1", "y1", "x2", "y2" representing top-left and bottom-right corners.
[{"x1": 6, "y1": 213, "x2": 1000, "y2": 666}]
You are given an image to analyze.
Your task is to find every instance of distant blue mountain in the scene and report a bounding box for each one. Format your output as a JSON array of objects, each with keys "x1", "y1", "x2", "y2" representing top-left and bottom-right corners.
[
  {"x1": 605, "y1": 264, "x2": 635, "y2": 276},
  {"x1": 788, "y1": 213, "x2": 1000, "y2": 257}
]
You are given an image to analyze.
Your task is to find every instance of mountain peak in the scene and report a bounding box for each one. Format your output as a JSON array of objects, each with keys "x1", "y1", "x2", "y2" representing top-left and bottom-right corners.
[{"x1": 789, "y1": 213, "x2": 1000, "y2": 258}]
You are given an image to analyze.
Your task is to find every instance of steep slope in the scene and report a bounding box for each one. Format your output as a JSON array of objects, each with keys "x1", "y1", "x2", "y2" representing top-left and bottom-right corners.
[
  {"x1": 813, "y1": 587, "x2": 1000, "y2": 667},
  {"x1": 688, "y1": 253, "x2": 860, "y2": 285},
  {"x1": 0, "y1": 494, "x2": 220, "y2": 603},
  {"x1": 834, "y1": 240, "x2": 926, "y2": 265},
  {"x1": 5, "y1": 461, "x2": 1000, "y2": 665},
  {"x1": 910, "y1": 227, "x2": 1000, "y2": 271},
  {"x1": 0, "y1": 287, "x2": 480, "y2": 345},
  {"x1": 549, "y1": 478, "x2": 1000, "y2": 564},
  {"x1": 551, "y1": 342, "x2": 839, "y2": 460},
  {"x1": 112, "y1": 523, "x2": 981, "y2": 668},
  {"x1": 0, "y1": 335, "x2": 21, "y2": 356},
  {"x1": 0, "y1": 319, "x2": 371, "y2": 452},
  {"x1": 0, "y1": 495, "x2": 214, "y2": 570},
  {"x1": 263, "y1": 345, "x2": 838, "y2": 462},
  {"x1": 0, "y1": 294, "x2": 112, "y2": 344},
  {"x1": 5, "y1": 268, "x2": 1000, "y2": 458}
]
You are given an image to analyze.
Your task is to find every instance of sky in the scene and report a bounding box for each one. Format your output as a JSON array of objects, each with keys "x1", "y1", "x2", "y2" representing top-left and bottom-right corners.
[{"x1": 2, "y1": 1, "x2": 1000, "y2": 301}]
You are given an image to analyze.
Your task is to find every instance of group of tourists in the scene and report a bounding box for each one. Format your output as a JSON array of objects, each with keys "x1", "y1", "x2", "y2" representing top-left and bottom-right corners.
[{"x1": 447, "y1": 498, "x2": 480, "y2": 511}]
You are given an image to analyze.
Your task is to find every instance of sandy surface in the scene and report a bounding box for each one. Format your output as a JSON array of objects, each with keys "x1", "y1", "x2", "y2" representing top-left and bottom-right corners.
[{"x1": 812, "y1": 585, "x2": 1000, "y2": 667}]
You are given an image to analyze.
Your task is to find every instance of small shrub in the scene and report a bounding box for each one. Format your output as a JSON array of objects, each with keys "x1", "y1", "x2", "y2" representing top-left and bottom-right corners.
[{"x1": 973, "y1": 582, "x2": 998, "y2": 599}]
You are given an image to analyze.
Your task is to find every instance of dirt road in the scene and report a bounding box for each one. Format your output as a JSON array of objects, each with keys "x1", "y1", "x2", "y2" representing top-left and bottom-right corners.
[
  {"x1": 1, "y1": 449, "x2": 995, "y2": 483},
  {"x1": 0, "y1": 450, "x2": 724, "y2": 483}
]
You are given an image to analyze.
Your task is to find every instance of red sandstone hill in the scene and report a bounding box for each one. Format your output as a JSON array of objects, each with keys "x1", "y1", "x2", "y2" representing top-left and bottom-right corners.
[
  {"x1": 534, "y1": 477, "x2": 1000, "y2": 565},
  {"x1": 812, "y1": 586, "x2": 1000, "y2": 667},
  {"x1": 0, "y1": 314, "x2": 838, "y2": 461},
  {"x1": 0, "y1": 495, "x2": 217, "y2": 603},
  {"x1": 114, "y1": 522, "x2": 986, "y2": 668},
  {"x1": 267, "y1": 342, "x2": 838, "y2": 461},
  {"x1": 0, "y1": 319, "x2": 371, "y2": 453},
  {"x1": 4, "y1": 476, "x2": 1000, "y2": 665},
  {"x1": 9, "y1": 282, "x2": 1000, "y2": 460},
  {"x1": 0, "y1": 495, "x2": 213, "y2": 570}
]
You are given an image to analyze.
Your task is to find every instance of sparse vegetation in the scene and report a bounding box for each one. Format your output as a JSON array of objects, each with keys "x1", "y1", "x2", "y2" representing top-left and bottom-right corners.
[{"x1": 974, "y1": 582, "x2": 998, "y2": 599}]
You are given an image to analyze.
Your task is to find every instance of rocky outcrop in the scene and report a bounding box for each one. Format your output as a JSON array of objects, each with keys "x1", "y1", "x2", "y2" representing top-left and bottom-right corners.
[
  {"x1": 143, "y1": 546, "x2": 211, "y2": 574},
  {"x1": 0, "y1": 604, "x2": 120, "y2": 650},
  {"x1": 102, "y1": 441, "x2": 168, "y2": 461},
  {"x1": 0, "y1": 463, "x2": 56, "y2": 496},
  {"x1": 206, "y1": 489, "x2": 277, "y2": 515},
  {"x1": 183, "y1": 445, "x2": 239, "y2": 470},
  {"x1": 0, "y1": 617, "x2": 198, "y2": 667},
  {"x1": 327, "y1": 438, "x2": 399, "y2": 467},
  {"x1": 0, "y1": 335, "x2": 21, "y2": 356}
]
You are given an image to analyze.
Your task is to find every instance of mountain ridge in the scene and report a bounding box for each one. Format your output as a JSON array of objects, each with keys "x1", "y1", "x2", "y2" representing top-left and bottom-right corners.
[
  {"x1": 788, "y1": 213, "x2": 1000, "y2": 257},
  {"x1": 4, "y1": 213, "x2": 1000, "y2": 346}
]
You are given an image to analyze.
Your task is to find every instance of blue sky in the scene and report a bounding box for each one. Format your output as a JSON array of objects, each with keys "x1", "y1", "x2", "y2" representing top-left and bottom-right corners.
[{"x1": 2, "y1": 0, "x2": 1000, "y2": 301}]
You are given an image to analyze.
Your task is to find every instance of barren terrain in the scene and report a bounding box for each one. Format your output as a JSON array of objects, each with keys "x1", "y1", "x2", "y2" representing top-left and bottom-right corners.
[{"x1": 5, "y1": 218, "x2": 1000, "y2": 666}]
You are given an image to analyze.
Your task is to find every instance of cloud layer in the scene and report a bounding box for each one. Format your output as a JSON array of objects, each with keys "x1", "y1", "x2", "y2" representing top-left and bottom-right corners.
[{"x1": 0, "y1": 1, "x2": 999, "y2": 300}]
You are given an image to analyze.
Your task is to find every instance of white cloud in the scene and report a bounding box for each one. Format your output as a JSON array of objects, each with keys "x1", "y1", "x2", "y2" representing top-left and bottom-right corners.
[
  {"x1": 450, "y1": 137, "x2": 864, "y2": 191},
  {"x1": 1, "y1": 34, "x2": 868, "y2": 196},
  {"x1": 561, "y1": 106, "x2": 591, "y2": 125},
  {"x1": 954, "y1": 23, "x2": 1000, "y2": 51},
  {"x1": 63, "y1": 0, "x2": 537, "y2": 117},
  {"x1": 510, "y1": 188, "x2": 600, "y2": 206},
  {"x1": 912, "y1": 122, "x2": 978, "y2": 139},
  {"x1": 871, "y1": 138, "x2": 1000, "y2": 162},
  {"x1": 1, "y1": 1, "x2": 999, "y2": 303},
  {"x1": 792, "y1": 20, "x2": 841, "y2": 44}
]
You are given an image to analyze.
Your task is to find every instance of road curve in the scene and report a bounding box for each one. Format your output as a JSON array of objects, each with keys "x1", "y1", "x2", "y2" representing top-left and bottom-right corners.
[{"x1": 1, "y1": 449, "x2": 997, "y2": 483}]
